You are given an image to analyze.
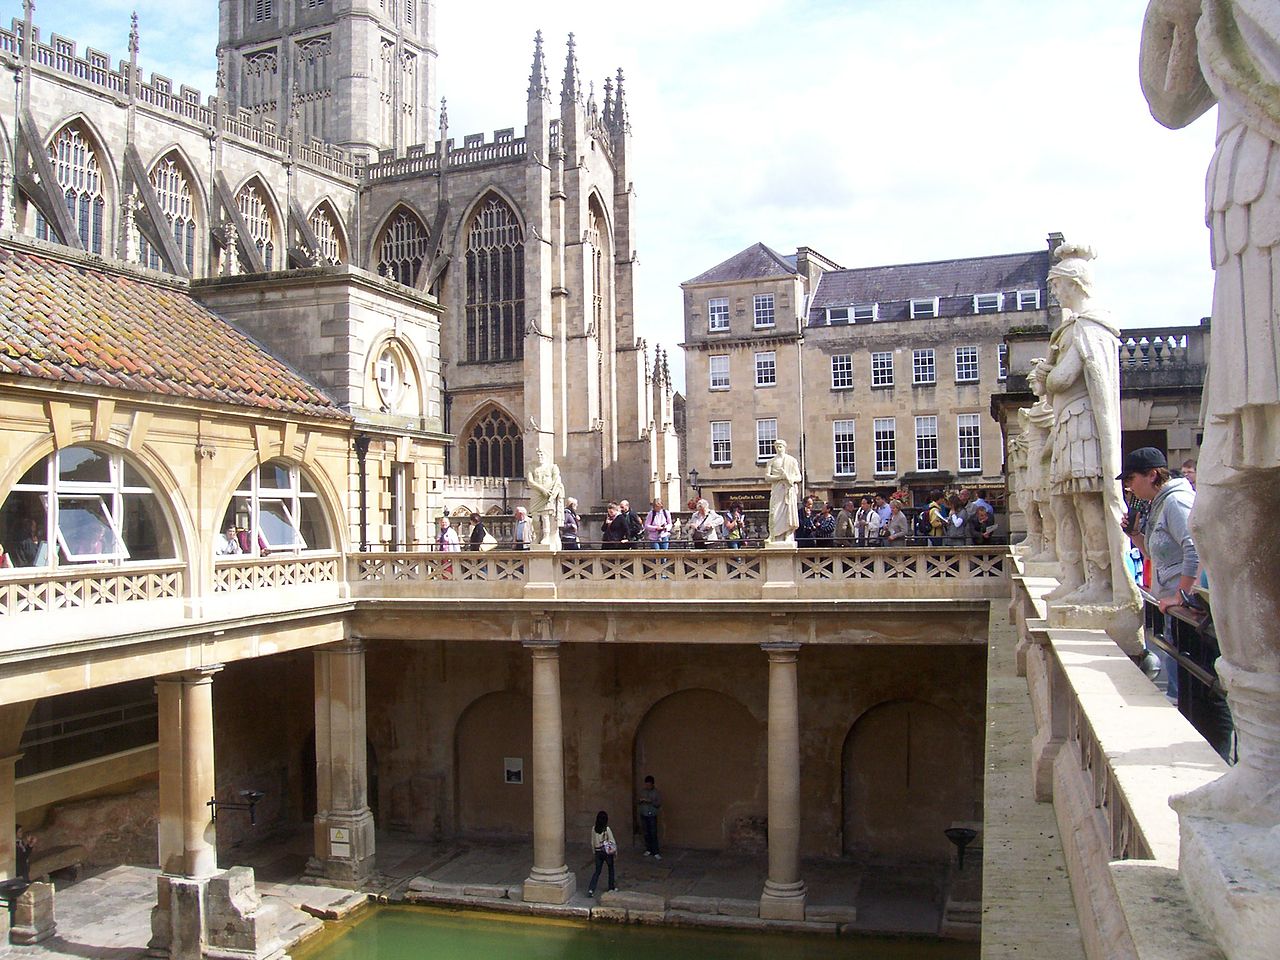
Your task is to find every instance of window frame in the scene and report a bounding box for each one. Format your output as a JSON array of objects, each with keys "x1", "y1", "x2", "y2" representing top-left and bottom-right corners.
[
  {"x1": 909, "y1": 297, "x2": 939, "y2": 319},
  {"x1": 833, "y1": 420, "x2": 856, "y2": 476},
  {"x1": 1016, "y1": 289, "x2": 1041, "y2": 310},
  {"x1": 227, "y1": 460, "x2": 333, "y2": 555},
  {"x1": 958, "y1": 413, "x2": 982, "y2": 473},
  {"x1": 915, "y1": 415, "x2": 939, "y2": 472},
  {"x1": 852, "y1": 303, "x2": 879, "y2": 323},
  {"x1": 997, "y1": 343, "x2": 1009, "y2": 382},
  {"x1": 708, "y1": 354, "x2": 730, "y2": 391},
  {"x1": 826, "y1": 307, "x2": 850, "y2": 324},
  {"x1": 871, "y1": 351, "x2": 895, "y2": 388},
  {"x1": 830, "y1": 353, "x2": 853, "y2": 390},
  {"x1": 912, "y1": 348, "x2": 936, "y2": 385},
  {"x1": 756, "y1": 418, "x2": 778, "y2": 462},
  {"x1": 955, "y1": 345, "x2": 980, "y2": 383},
  {"x1": 707, "y1": 297, "x2": 730, "y2": 332},
  {"x1": 754, "y1": 350, "x2": 777, "y2": 388},
  {"x1": 711, "y1": 420, "x2": 732, "y2": 465},
  {"x1": 753, "y1": 293, "x2": 776, "y2": 329},
  {"x1": 873, "y1": 417, "x2": 897, "y2": 476},
  {"x1": 973, "y1": 292, "x2": 1003, "y2": 313}
]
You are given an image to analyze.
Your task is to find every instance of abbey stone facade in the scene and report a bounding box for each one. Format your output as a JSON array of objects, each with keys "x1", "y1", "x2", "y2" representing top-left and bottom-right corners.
[{"x1": 0, "y1": 0, "x2": 679, "y2": 544}]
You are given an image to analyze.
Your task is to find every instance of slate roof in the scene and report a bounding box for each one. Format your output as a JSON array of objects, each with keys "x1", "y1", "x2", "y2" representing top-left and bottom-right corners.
[
  {"x1": 0, "y1": 245, "x2": 347, "y2": 420},
  {"x1": 809, "y1": 249, "x2": 1051, "y2": 324},
  {"x1": 684, "y1": 243, "x2": 799, "y2": 285}
]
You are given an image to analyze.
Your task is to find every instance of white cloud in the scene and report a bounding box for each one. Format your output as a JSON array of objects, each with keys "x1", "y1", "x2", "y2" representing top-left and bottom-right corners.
[{"x1": 26, "y1": 0, "x2": 1219, "y2": 390}]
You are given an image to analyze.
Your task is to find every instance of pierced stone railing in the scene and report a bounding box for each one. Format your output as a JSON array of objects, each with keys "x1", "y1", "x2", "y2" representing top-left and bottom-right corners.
[
  {"x1": 0, "y1": 562, "x2": 184, "y2": 618},
  {"x1": 213, "y1": 553, "x2": 341, "y2": 593},
  {"x1": 349, "y1": 546, "x2": 1009, "y2": 601}
]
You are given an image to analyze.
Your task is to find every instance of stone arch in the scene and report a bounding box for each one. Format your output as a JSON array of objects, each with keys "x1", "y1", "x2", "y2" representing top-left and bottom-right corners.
[
  {"x1": 367, "y1": 202, "x2": 431, "y2": 285},
  {"x1": 306, "y1": 196, "x2": 350, "y2": 264},
  {"x1": 229, "y1": 175, "x2": 284, "y2": 272},
  {"x1": 0, "y1": 436, "x2": 194, "y2": 570},
  {"x1": 34, "y1": 114, "x2": 120, "y2": 255},
  {"x1": 633, "y1": 688, "x2": 765, "y2": 850},
  {"x1": 583, "y1": 191, "x2": 613, "y2": 339},
  {"x1": 452, "y1": 182, "x2": 527, "y2": 251},
  {"x1": 459, "y1": 402, "x2": 523, "y2": 479},
  {"x1": 140, "y1": 146, "x2": 208, "y2": 276},
  {"x1": 364, "y1": 332, "x2": 425, "y2": 417},
  {"x1": 840, "y1": 698, "x2": 975, "y2": 862},
  {"x1": 453, "y1": 689, "x2": 532, "y2": 837},
  {"x1": 214, "y1": 450, "x2": 345, "y2": 554}
]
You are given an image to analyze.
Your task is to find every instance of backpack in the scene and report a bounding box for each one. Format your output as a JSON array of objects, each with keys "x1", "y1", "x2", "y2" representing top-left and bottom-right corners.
[{"x1": 914, "y1": 509, "x2": 932, "y2": 538}]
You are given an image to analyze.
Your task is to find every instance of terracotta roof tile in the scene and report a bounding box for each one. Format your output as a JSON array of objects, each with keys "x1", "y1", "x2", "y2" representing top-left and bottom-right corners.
[{"x1": 0, "y1": 246, "x2": 347, "y2": 421}]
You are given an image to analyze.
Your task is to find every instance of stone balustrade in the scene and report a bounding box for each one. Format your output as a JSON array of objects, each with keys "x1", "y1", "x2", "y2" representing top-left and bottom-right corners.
[{"x1": 0, "y1": 560, "x2": 185, "y2": 618}]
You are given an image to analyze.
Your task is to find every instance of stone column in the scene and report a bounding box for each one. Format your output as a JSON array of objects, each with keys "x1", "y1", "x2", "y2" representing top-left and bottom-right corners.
[
  {"x1": 310, "y1": 639, "x2": 376, "y2": 887},
  {"x1": 152, "y1": 666, "x2": 221, "y2": 960},
  {"x1": 521, "y1": 633, "x2": 576, "y2": 904},
  {"x1": 0, "y1": 702, "x2": 34, "y2": 882},
  {"x1": 760, "y1": 642, "x2": 807, "y2": 920}
]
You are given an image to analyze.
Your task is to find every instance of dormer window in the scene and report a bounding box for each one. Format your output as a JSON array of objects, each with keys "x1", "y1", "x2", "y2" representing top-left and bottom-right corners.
[
  {"x1": 909, "y1": 297, "x2": 938, "y2": 319},
  {"x1": 852, "y1": 303, "x2": 879, "y2": 322},
  {"x1": 1016, "y1": 289, "x2": 1041, "y2": 310},
  {"x1": 826, "y1": 307, "x2": 849, "y2": 324},
  {"x1": 973, "y1": 293, "x2": 1003, "y2": 313}
]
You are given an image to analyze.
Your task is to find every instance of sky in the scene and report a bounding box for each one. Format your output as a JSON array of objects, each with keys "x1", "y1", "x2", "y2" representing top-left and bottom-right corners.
[{"x1": 21, "y1": 0, "x2": 1218, "y2": 390}]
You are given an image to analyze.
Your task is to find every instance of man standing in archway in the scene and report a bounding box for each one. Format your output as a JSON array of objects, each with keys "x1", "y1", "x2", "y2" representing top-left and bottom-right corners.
[{"x1": 638, "y1": 775, "x2": 663, "y2": 860}]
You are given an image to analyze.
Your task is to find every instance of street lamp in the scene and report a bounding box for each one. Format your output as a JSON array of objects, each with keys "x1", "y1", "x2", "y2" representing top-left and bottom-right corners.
[{"x1": 687, "y1": 467, "x2": 701, "y2": 499}]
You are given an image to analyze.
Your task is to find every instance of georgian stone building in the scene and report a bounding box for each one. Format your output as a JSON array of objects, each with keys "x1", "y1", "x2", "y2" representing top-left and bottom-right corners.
[
  {"x1": 0, "y1": 0, "x2": 678, "y2": 536},
  {"x1": 681, "y1": 238, "x2": 1057, "y2": 510}
]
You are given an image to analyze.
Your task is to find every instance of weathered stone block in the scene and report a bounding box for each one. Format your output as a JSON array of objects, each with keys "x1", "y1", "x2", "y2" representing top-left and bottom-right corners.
[
  {"x1": 10, "y1": 881, "x2": 56, "y2": 944},
  {"x1": 598, "y1": 890, "x2": 665, "y2": 912}
]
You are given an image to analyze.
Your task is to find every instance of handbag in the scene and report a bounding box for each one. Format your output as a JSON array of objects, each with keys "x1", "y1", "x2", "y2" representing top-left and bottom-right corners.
[
  {"x1": 602, "y1": 838, "x2": 617, "y2": 856},
  {"x1": 480, "y1": 531, "x2": 498, "y2": 552}
]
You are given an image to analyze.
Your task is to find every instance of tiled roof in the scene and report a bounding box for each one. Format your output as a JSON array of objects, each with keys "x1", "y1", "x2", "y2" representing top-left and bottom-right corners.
[
  {"x1": 684, "y1": 243, "x2": 799, "y2": 285},
  {"x1": 809, "y1": 249, "x2": 1050, "y2": 323},
  {"x1": 0, "y1": 245, "x2": 347, "y2": 420}
]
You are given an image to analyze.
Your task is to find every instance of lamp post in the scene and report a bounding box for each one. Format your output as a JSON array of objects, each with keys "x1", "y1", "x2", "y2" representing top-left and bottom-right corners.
[
  {"x1": 353, "y1": 434, "x2": 371, "y2": 552},
  {"x1": 688, "y1": 467, "x2": 701, "y2": 501}
]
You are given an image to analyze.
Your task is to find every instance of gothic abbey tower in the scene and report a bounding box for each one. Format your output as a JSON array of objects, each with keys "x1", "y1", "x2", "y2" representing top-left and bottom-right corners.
[{"x1": 0, "y1": 0, "x2": 677, "y2": 529}]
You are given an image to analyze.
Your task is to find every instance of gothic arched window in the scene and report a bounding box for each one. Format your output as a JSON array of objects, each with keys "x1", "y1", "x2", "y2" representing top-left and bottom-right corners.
[
  {"x1": 139, "y1": 155, "x2": 197, "y2": 274},
  {"x1": 465, "y1": 408, "x2": 522, "y2": 478},
  {"x1": 465, "y1": 196, "x2": 524, "y2": 363},
  {"x1": 35, "y1": 125, "x2": 107, "y2": 254},
  {"x1": 586, "y1": 202, "x2": 608, "y2": 336},
  {"x1": 376, "y1": 211, "x2": 428, "y2": 286},
  {"x1": 309, "y1": 202, "x2": 344, "y2": 264},
  {"x1": 235, "y1": 181, "x2": 276, "y2": 271}
]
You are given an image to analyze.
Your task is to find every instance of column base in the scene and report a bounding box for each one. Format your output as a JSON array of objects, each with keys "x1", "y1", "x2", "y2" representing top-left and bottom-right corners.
[
  {"x1": 1177, "y1": 812, "x2": 1280, "y2": 960},
  {"x1": 522, "y1": 867, "x2": 577, "y2": 904},
  {"x1": 759, "y1": 880, "x2": 807, "y2": 921},
  {"x1": 309, "y1": 809, "x2": 376, "y2": 888},
  {"x1": 150, "y1": 875, "x2": 208, "y2": 960},
  {"x1": 10, "y1": 881, "x2": 56, "y2": 945}
]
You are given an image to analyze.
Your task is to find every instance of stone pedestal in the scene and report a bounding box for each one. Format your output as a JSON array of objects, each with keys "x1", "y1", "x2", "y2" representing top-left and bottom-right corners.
[
  {"x1": 205, "y1": 867, "x2": 284, "y2": 960},
  {"x1": 521, "y1": 636, "x2": 575, "y2": 904},
  {"x1": 310, "y1": 640, "x2": 376, "y2": 887},
  {"x1": 10, "y1": 881, "x2": 55, "y2": 944},
  {"x1": 523, "y1": 552, "x2": 558, "y2": 600},
  {"x1": 150, "y1": 875, "x2": 207, "y2": 960},
  {"x1": 761, "y1": 547, "x2": 798, "y2": 599},
  {"x1": 759, "y1": 642, "x2": 806, "y2": 921}
]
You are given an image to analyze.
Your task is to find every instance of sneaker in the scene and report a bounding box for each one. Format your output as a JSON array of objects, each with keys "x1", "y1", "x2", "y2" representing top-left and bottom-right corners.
[
  {"x1": 654, "y1": 854, "x2": 662, "y2": 861},
  {"x1": 608, "y1": 886, "x2": 617, "y2": 892},
  {"x1": 643, "y1": 851, "x2": 652, "y2": 857},
  {"x1": 586, "y1": 889, "x2": 595, "y2": 897}
]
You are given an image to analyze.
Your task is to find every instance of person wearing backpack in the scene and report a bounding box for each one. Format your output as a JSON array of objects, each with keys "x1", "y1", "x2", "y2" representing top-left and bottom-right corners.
[
  {"x1": 619, "y1": 499, "x2": 644, "y2": 548},
  {"x1": 644, "y1": 498, "x2": 673, "y2": 549}
]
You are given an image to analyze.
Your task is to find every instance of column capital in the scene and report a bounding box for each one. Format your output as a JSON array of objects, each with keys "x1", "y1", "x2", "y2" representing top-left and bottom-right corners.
[
  {"x1": 761, "y1": 642, "x2": 801, "y2": 661},
  {"x1": 523, "y1": 638, "x2": 561, "y2": 656},
  {"x1": 321, "y1": 638, "x2": 366, "y2": 655},
  {"x1": 156, "y1": 664, "x2": 224, "y2": 686}
]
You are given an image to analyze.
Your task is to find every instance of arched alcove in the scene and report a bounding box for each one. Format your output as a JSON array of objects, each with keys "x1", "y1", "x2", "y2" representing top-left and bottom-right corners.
[{"x1": 454, "y1": 690, "x2": 532, "y2": 837}]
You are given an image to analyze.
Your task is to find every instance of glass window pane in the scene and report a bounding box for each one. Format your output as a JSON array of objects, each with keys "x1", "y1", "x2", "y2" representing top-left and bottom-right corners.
[
  {"x1": 259, "y1": 500, "x2": 304, "y2": 548},
  {"x1": 259, "y1": 463, "x2": 293, "y2": 490},
  {"x1": 17, "y1": 456, "x2": 50, "y2": 486},
  {"x1": 123, "y1": 461, "x2": 148, "y2": 488},
  {"x1": 122, "y1": 493, "x2": 175, "y2": 561},
  {"x1": 56, "y1": 495, "x2": 126, "y2": 561},
  {"x1": 1, "y1": 492, "x2": 50, "y2": 566},
  {"x1": 59, "y1": 447, "x2": 111, "y2": 483},
  {"x1": 298, "y1": 497, "x2": 331, "y2": 550}
]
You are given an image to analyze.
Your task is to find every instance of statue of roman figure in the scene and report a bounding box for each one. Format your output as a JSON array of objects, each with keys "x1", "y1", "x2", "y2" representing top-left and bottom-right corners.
[
  {"x1": 526, "y1": 448, "x2": 564, "y2": 549},
  {"x1": 764, "y1": 439, "x2": 803, "y2": 544}
]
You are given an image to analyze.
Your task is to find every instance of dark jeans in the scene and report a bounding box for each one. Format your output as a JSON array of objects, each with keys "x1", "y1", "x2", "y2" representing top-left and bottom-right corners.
[
  {"x1": 641, "y1": 814, "x2": 659, "y2": 855},
  {"x1": 588, "y1": 849, "x2": 615, "y2": 893}
]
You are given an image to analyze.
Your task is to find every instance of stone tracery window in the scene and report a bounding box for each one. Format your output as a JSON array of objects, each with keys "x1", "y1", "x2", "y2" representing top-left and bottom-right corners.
[
  {"x1": 235, "y1": 181, "x2": 276, "y2": 271},
  {"x1": 35, "y1": 125, "x2": 106, "y2": 254},
  {"x1": 138, "y1": 156, "x2": 197, "y2": 274},
  {"x1": 465, "y1": 408, "x2": 522, "y2": 478},
  {"x1": 376, "y1": 210, "x2": 428, "y2": 286},
  {"x1": 465, "y1": 196, "x2": 524, "y2": 363},
  {"x1": 309, "y1": 202, "x2": 344, "y2": 264},
  {"x1": 586, "y1": 206, "x2": 604, "y2": 337}
]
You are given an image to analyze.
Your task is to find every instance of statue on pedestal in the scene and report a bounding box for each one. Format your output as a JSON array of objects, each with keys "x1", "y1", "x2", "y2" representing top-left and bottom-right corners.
[
  {"x1": 764, "y1": 439, "x2": 802, "y2": 545},
  {"x1": 1038, "y1": 245, "x2": 1140, "y2": 633},
  {"x1": 526, "y1": 448, "x2": 564, "y2": 549},
  {"x1": 1141, "y1": 4, "x2": 1280, "y2": 936},
  {"x1": 1016, "y1": 359, "x2": 1059, "y2": 565}
]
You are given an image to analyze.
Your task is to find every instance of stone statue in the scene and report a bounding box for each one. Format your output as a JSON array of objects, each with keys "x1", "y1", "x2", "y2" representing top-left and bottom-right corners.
[
  {"x1": 1142, "y1": 4, "x2": 1280, "y2": 948},
  {"x1": 1040, "y1": 246, "x2": 1140, "y2": 627},
  {"x1": 526, "y1": 448, "x2": 564, "y2": 549},
  {"x1": 1017, "y1": 359, "x2": 1058, "y2": 565},
  {"x1": 763, "y1": 439, "x2": 802, "y2": 545}
]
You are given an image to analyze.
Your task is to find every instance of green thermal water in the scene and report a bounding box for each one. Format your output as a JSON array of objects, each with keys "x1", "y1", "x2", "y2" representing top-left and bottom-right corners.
[{"x1": 293, "y1": 906, "x2": 978, "y2": 960}]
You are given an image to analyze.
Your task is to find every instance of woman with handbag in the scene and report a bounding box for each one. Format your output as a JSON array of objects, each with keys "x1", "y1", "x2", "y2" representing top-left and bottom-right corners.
[
  {"x1": 587, "y1": 810, "x2": 617, "y2": 897},
  {"x1": 687, "y1": 498, "x2": 723, "y2": 548}
]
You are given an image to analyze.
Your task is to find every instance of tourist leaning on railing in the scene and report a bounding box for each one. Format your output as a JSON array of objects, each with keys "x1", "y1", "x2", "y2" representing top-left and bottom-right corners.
[{"x1": 1121, "y1": 446, "x2": 1198, "y2": 701}]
